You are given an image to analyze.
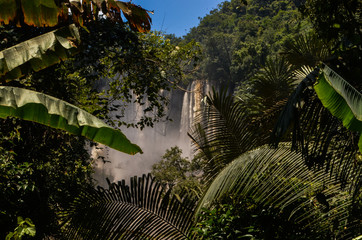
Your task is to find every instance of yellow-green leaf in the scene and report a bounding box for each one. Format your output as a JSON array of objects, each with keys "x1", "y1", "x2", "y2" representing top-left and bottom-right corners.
[
  {"x1": 314, "y1": 64, "x2": 362, "y2": 152},
  {"x1": 0, "y1": 86, "x2": 142, "y2": 155},
  {"x1": 21, "y1": 0, "x2": 60, "y2": 27}
]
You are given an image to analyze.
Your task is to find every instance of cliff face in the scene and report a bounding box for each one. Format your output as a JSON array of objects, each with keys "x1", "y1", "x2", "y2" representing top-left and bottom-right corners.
[{"x1": 92, "y1": 79, "x2": 212, "y2": 186}]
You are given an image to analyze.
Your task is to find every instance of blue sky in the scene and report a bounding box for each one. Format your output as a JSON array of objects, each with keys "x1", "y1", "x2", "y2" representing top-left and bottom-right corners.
[{"x1": 132, "y1": 0, "x2": 226, "y2": 37}]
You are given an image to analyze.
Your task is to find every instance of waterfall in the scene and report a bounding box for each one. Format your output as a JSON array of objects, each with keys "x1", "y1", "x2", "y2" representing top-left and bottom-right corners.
[{"x1": 92, "y1": 80, "x2": 212, "y2": 186}]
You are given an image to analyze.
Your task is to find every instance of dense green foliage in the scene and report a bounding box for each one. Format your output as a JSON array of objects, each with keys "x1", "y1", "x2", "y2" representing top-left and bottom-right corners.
[
  {"x1": 0, "y1": 18, "x2": 200, "y2": 238},
  {"x1": 192, "y1": 196, "x2": 328, "y2": 240},
  {"x1": 184, "y1": 0, "x2": 304, "y2": 87},
  {"x1": 151, "y1": 146, "x2": 203, "y2": 198},
  {"x1": 183, "y1": 0, "x2": 362, "y2": 239},
  {"x1": 0, "y1": 0, "x2": 361, "y2": 239}
]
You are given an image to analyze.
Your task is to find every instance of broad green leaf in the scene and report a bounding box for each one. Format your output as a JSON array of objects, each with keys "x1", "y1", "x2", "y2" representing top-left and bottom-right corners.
[
  {"x1": 0, "y1": 86, "x2": 142, "y2": 155},
  {"x1": 314, "y1": 64, "x2": 362, "y2": 152},
  {"x1": 0, "y1": 24, "x2": 80, "y2": 81}
]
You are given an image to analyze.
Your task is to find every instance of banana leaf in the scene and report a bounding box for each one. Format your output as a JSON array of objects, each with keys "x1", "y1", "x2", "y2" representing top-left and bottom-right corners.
[
  {"x1": 0, "y1": 86, "x2": 142, "y2": 154},
  {"x1": 0, "y1": 24, "x2": 80, "y2": 82},
  {"x1": 314, "y1": 64, "x2": 362, "y2": 152},
  {"x1": 0, "y1": 0, "x2": 152, "y2": 32}
]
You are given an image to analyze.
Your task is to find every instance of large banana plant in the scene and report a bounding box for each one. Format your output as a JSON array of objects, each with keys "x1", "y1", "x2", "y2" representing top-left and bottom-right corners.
[
  {"x1": 0, "y1": 24, "x2": 80, "y2": 82},
  {"x1": 0, "y1": 0, "x2": 154, "y2": 154},
  {"x1": 196, "y1": 144, "x2": 360, "y2": 239},
  {"x1": 59, "y1": 174, "x2": 197, "y2": 240},
  {"x1": 316, "y1": 64, "x2": 362, "y2": 151},
  {"x1": 0, "y1": 23, "x2": 142, "y2": 154},
  {"x1": 272, "y1": 33, "x2": 362, "y2": 191}
]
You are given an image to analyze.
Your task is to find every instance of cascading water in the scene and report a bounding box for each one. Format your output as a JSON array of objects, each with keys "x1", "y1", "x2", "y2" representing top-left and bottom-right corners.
[{"x1": 92, "y1": 80, "x2": 212, "y2": 186}]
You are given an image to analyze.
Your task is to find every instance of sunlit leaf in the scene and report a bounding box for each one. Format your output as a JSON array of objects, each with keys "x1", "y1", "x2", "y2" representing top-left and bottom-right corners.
[
  {"x1": 0, "y1": 86, "x2": 142, "y2": 154},
  {"x1": 0, "y1": 0, "x2": 152, "y2": 33},
  {"x1": 315, "y1": 64, "x2": 362, "y2": 152},
  {"x1": 0, "y1": 24, "x2": 80, "y2": 82},
  {"x1": 116, "y1": 1, "x2": 152, "y2": 32}
]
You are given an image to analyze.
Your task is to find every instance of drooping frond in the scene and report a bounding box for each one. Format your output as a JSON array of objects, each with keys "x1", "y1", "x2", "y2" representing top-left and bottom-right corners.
[
  {"x1": 272, "y1": 67, "x2": 320, "y2": 143},
  {"x1": 197, "y1": 144, "x2": 360, "y2": 239},
  {"x1": 251, "y1": 56, "x2": 298, "y2": 107},
  {"x1": 188, "y1": 88, "x2": 269, "y2": 182},
  {"x1": 281, "y1": 32, "x2": 333, "y2": 68},
  {"x1": 272, "y1": 66, "x2": 361, "y2": 193},
  {"x1": 0, "y1": 86, "x2": 142, "y2": 154},
  {"x1": 60, "y1": 174, "x2": 197, "y2": 240},
  {"x1": 0, "y1": 24, "x2": 80, "y2": 82}
]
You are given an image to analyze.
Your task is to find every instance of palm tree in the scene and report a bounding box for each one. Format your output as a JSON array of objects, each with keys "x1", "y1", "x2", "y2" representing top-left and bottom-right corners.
[
  {"x1": 190, "y1": 89, "x2": 361, "y2": 239},
  {"x1": 272, "y1": 33, "x2": 362, "y2": 193},
  {"x1": 59, "y1": 174, "x2": 197, "y2": 240},
  {"x1": 196, "y1": 144, "x2": 360, "y2": 239},
  {"x1": 188, "y1": 88, "x2": 270, "y2": 182}
]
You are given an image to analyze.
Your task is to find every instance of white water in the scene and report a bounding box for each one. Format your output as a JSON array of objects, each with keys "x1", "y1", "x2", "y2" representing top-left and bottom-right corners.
[{"x1": 92, "y1": 80, "x2": 211, "y2": 186}]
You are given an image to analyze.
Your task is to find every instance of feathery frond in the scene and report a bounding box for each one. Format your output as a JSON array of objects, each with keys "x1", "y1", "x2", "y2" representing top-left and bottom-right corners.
[
  {"x1": 188, "y1": 88, "x2": 269, "y2": 182},
  {"x1": 272, "y1": 67, "x2": 361, "y2": 194},
  {"x1": 197, "y1": 144, "x2": 360, "y2": 239},
  {"x1": 281, "y1": 32, "x2": 333, "y2": 68},
  {"x1": 60, "y1": 174, "x2": 197, "y2": 240}
]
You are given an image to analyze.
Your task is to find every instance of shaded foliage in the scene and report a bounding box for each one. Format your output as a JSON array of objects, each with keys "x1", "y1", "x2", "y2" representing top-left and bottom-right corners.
[
  {"x1": 0, "y1": 118, "x2": 94, "y2": 239},
  {"x1": 188, "y1": 88, "x2": 270, "y2": 182},
  {"x1": 0, "y1": 4, "x2": 201, "y2": 238},
  {"x1": 196, "y1": 145, "x2": 361, "y2": 240},
  {"x1": 151, "y1": 146, "x2": 203, "y2": 199},
  {"x1": 300, "y1": 0, "x2": 362, "y2": 46}
]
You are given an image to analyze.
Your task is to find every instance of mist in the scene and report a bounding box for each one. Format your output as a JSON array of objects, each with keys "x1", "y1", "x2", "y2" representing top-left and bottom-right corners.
[{"x1": 92, "y1": 80, "x2": 211, "y2": 186}]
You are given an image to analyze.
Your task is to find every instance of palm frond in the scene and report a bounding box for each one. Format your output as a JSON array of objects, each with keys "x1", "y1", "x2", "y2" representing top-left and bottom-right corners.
[
  {"x1": 281, "y1": 32, "x2": 333, "y2": 68},
  {"x1": 60, "y1": 174, "x2": 197, "y2": 240},
  {"x1": 252, "y1": 56, "x2": 297, "y2": 106},
  {"x1": 188, "y1": 88, "x2": 269, "y2": 182},
  {"x1": 0, "y1": 86, "x2": 142, "y2": 154},
  {"x1": 197, "y1": 144, "x2": 360, "y2": 239},
  {"x1": 272, "y1": 65, "x2": 362, "y2": 191},
  {"x1": 271, "y1": 67, "x2": 320, "y2": 143}
]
